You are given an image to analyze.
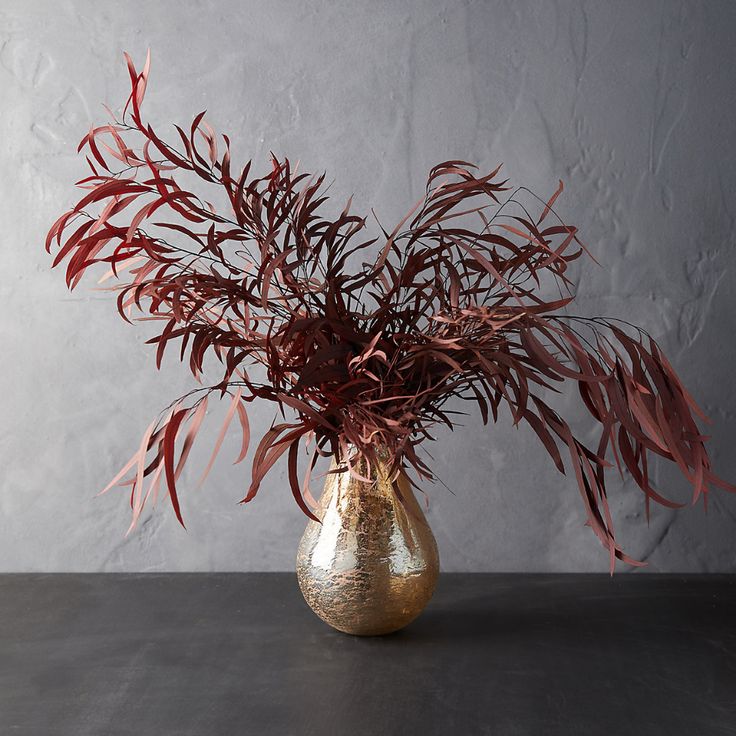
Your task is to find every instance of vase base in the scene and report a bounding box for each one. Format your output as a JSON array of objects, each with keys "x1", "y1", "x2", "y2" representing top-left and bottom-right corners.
[{"x1": 297, "y1": 568, "x2": 436, "y2": 636}]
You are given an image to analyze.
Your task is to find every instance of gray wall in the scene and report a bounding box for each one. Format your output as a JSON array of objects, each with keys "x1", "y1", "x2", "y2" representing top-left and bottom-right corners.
[{"x1": 2, "y1": 0, "x2": 736, "y2": 572}]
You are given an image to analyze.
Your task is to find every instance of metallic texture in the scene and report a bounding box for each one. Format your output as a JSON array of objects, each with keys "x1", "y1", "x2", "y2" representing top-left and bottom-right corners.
[{"x1": 296, "y1": 451, "x2": 439, "y2": 636}]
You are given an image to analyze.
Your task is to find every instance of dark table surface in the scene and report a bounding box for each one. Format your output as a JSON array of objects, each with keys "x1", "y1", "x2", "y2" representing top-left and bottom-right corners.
[{"x1": 1, "y1": 573, "x2": 735, "y2": 735}]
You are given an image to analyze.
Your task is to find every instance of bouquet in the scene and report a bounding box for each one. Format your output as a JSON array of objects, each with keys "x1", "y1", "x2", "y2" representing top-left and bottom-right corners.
[{"x1": 46, "y1": 53, "x2": 733, "y2": 570}]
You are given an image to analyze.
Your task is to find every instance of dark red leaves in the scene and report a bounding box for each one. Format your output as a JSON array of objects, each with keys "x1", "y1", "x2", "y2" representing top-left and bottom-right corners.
[
  {"x1": 163, "y1": 408, "x2": 189, "y2": 526},
  {"x1": 48, "y1": 53, "x2": 732, "y2": 570}
]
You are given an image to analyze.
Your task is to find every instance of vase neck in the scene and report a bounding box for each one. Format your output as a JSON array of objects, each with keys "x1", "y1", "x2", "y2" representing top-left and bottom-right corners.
[{"x1": 336, "y1": 444, "x2": 395, "y2": 480}]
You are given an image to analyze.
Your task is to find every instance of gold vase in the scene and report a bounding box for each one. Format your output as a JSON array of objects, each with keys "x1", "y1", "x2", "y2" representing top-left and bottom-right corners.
[{"x1": 296, "y1": 450, "x2": 439, "y2": 636}]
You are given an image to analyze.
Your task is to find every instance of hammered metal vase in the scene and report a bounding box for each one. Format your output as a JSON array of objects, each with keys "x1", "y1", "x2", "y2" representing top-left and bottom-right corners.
[{"x1": 296, "y1": 451, "x2": 439, "y2": 636}]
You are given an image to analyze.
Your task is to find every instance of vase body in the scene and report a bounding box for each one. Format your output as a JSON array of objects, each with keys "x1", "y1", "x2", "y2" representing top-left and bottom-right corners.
[{"x1": 296, "y1": 451, "x2": 439, "y2": 636}]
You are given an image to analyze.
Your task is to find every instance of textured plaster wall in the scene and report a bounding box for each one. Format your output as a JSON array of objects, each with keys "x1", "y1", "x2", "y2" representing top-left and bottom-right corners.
[{"x1": 2, "y1": 0, "x2": 736, "y2": 572}]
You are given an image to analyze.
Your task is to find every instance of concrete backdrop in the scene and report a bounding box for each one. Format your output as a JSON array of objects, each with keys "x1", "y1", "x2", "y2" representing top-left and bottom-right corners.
[{"x1": 2, "y1": 0, "x2": 736, "y2": 572}]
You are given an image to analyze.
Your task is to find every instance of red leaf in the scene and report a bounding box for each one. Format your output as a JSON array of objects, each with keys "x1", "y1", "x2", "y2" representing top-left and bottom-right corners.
[
  {"x1": 197, "y1": 389, "x2": 242, "y2": 489},
  {"x1": 288, "y1": 440, "x2": 320, "y2": 522},
  {"x1": 163, "y1": 408, "x2": 189, "y2": 527}
]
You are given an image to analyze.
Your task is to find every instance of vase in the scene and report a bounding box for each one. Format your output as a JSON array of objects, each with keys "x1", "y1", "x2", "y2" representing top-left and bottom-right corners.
[{"x1": 296, "y1": 449, "x2": 439, "y2": 636}]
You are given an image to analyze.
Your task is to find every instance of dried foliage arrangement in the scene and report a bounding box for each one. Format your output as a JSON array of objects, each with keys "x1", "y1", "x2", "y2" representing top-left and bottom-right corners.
[{"x1": 47, "y1": 54, "x2": 733, "y2": 569}]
